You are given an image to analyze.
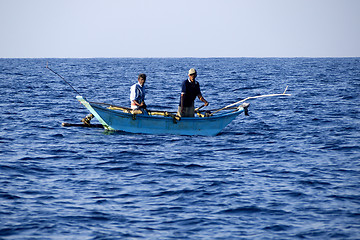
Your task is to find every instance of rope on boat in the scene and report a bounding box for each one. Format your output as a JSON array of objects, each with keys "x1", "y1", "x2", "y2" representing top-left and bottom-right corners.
[
  {"x1": 81, "y1": 114, "x2": 94, "y2": 125},
  {"x1": 209, "y1": 86, "x2": 291, "y2": 116}
]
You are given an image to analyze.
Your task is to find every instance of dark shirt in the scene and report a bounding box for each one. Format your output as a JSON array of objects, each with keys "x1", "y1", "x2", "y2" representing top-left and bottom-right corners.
[{"x1": 179, "y1": 79, "x2": 201, "y2": 107}]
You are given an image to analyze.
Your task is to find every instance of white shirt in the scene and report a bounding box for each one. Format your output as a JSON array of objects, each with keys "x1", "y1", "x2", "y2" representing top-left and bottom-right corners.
[{"x1": 130, "y1": 82, "x2": 145, "y2": 107}]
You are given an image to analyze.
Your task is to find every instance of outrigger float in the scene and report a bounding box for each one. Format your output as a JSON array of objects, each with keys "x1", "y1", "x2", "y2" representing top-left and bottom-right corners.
[{"x1": 46, "y1": 64, "x2": 290, "y2": 136}]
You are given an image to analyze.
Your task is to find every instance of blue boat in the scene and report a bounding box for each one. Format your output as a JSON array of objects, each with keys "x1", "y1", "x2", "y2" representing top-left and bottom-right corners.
[
  {"x1": 46, "y1": 65, "x2": 289, "y2": 136},
  {"x1": 76, "y1": 96, "x2": 248, "y2": 136}
]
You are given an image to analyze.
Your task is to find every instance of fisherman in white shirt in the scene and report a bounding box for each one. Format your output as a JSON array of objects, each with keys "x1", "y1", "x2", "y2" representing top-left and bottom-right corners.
[{"x1": 130, "y1": 73, "x2": 147, "y2": 110}]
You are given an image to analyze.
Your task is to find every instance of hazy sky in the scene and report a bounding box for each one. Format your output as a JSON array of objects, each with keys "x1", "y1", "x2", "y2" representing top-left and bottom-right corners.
[{"x1": 1, "y1": 0, "x2": 359, "y2": 58}]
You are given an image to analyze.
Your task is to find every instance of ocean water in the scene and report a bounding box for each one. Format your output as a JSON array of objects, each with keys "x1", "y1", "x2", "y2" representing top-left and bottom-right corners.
[{"x1": 0, "y1": 58, "x2": 359, "y2": 239}]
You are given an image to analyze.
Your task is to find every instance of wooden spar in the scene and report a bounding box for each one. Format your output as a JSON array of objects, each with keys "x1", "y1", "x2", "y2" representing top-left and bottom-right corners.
[
  {"x1": 209, "y1": 86, "x2": 291, "y2": 116},
  {"x1": 194, "y1": 104, "x2": 205, "y2": 112},
  {"x1": 62, "y1": 122, "x2": 103, "y2": 128}
]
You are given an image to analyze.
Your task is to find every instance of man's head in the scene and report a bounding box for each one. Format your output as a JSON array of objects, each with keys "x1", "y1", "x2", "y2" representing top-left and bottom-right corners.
[
  {"x1": 188, "y1": 68, "x2": 197, "y2": 82},
  {"x1": 138, "y1": 73, "x2": 146, "y2": 86}
]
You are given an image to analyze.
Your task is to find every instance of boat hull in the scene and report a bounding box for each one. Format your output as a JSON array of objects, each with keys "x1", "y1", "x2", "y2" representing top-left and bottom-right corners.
[{"x1": 76, "y1": 96, "x2": 245, "y2": 136}]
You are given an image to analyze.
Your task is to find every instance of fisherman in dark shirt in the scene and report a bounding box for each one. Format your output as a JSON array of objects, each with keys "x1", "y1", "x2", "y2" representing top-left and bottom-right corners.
[{"x1": 177, "y1": 68, "x2": 209, "y2": 117}]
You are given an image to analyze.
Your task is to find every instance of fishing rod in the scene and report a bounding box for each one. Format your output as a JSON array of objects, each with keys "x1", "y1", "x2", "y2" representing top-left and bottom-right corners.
[{"x1": 46, "y1": 62, "x2": 83, "y2": 97}]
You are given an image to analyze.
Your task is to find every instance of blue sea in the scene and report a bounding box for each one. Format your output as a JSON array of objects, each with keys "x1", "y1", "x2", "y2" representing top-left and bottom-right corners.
[{"x1": 0, "y1": 58, "x2": 359, "y2": 239}]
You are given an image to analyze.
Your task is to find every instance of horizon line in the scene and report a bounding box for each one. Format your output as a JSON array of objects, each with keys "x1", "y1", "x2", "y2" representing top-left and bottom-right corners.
[{"x1": 1, "y1": 56, "x2": 360, "y2": 59}]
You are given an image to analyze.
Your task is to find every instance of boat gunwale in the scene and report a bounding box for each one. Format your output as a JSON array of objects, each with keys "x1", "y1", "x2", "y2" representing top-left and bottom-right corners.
[{"x1": 89, "y1": 102, "x2": 244, "y2": 121}]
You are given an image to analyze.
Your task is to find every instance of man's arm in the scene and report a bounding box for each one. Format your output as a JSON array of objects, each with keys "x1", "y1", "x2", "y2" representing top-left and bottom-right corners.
[
  {"x1": 198, "y1": 94, "x2": 209, "y2": 106},
  {"x1": 180, "y1": 93, "x2": 185, "y2": 113}
]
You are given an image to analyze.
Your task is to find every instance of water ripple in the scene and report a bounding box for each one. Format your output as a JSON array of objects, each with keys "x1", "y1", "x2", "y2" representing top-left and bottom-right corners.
[{"x1": 0, "y1": 58, "x2": 359, "y2": 239}]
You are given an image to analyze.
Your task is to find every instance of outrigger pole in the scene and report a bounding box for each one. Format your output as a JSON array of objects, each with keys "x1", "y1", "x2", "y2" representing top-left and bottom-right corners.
[
  {"x1": 210, "y1": 86, "x2": 291, "y2": 116},
  {"x1": 46, "y1": 62, "x2": 83, "y2": 97}
]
